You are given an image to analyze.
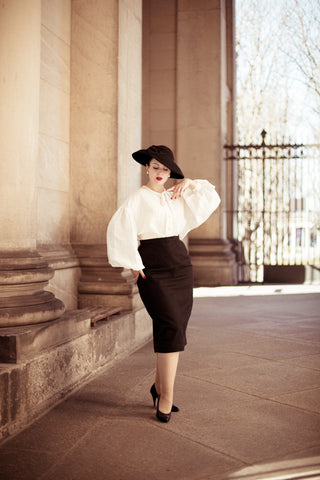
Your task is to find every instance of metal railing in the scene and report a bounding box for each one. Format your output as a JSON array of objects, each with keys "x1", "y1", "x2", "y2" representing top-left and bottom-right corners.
[{"x1": 225, "y1": 130, "x2": 320, "y2": 282}]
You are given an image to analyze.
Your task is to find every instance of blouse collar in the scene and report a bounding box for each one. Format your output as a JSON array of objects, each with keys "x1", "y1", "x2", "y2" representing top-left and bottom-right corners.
[{"x1": 142, "y1": 185, "x2": 167, "y2": 196}]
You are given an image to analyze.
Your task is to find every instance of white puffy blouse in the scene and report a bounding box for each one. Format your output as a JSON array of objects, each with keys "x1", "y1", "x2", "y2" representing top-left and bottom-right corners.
[{"x1": 106, "y1": 180, "x2": 221, "y2": 271}]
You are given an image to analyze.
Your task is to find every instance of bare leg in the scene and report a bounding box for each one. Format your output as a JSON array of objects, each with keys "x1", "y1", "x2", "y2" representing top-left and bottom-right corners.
[
  {"x1": 155, "y1": 364, "x2": 160, "y2": 395},
  {"x1": 156, "y1": 352, "x2": 180, "y2": 414}
]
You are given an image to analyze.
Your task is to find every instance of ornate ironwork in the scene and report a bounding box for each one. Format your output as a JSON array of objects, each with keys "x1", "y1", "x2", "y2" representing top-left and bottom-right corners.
[{"x1": 225, "y1": 130, "x2": 320, "y2": 283}]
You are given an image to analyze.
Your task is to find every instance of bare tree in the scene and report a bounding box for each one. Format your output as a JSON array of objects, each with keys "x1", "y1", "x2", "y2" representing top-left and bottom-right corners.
[
  {"x1": 236, "y1": 0, "x2": 320, "y2": 143},
  {"x1": 281, "y1": 0, "x2": 320, "y2": 100},
  {"x1": 280, "y1": 0, "x2": 320, "y2": 139},
  {"x1": 236, "y1": 0, "x2": 292, "y2": 143}
]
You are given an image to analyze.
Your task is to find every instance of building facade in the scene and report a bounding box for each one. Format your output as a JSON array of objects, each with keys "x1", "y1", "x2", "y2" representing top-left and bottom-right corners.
[{"x1": 0, "y1": 0, "x2": 236, "y2": 441}]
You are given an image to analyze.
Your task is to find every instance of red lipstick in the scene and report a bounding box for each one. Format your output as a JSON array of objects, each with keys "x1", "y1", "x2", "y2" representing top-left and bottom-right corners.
[{"x1": 156, "y1": 177, "x2": 163, "y2": 181}]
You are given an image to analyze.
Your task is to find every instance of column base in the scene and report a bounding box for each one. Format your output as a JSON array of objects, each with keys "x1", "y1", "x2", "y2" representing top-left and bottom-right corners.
[
  {"x1": 0, "y1": 251, "x2": 65, "y2": 327},
  {"x1": 73, "y1": 244, "x2": 142, "y2": 311},
  {"x1": 189, "y1": 238, "x2": 237, "y2": 287},
  {"x1": 38, "y1": 244, "x2": 81, "y2": 310}
]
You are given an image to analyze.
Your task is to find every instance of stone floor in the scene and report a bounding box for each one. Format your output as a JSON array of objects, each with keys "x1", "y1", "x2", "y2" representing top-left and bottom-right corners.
[{"x1": 0, "y1": 284, "x2": 320, "y2": 480}]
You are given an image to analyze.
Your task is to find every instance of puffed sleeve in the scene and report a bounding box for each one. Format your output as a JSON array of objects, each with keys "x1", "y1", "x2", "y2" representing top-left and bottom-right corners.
[
  {"x1": 180, "y1": 179, "x2": 221, "y2": 238},
  {"x1": 106, "y1": 205, "x2": 145, "y2": 271}
]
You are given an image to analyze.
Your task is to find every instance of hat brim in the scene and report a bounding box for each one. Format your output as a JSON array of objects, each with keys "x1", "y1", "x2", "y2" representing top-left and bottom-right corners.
[{"x1": 132, "y1": 149, "x2": 184, "y2": 179}]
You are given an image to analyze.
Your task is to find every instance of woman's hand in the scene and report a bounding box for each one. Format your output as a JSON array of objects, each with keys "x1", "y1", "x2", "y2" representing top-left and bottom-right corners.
[
  {"x1": 167, "y1": 178, "x2": 196, "y2": 199},
  {"x1": 131, "y1": 269, "x2": 146, "y2": 284}
]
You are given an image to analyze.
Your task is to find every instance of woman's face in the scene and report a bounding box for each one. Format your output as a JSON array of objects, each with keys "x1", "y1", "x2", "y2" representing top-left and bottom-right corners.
[{"x1": 147, "y1": 159, "x2": 171, "y2": 186}]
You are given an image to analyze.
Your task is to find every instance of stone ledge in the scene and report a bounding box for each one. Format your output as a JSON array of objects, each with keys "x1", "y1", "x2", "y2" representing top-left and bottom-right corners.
[
  {"x1": 0, "y1": 310, "x2": 92, "y2": 363},
  {"x1": 0, "y1": 306, "x2": 152, "y2": 443}
]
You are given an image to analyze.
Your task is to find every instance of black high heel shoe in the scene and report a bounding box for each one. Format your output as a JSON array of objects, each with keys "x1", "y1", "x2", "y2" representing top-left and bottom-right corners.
[
  {"x1": 150, "y1": 384, "x2": 179, "y2": 412},
  {"x1": 156, "y1": 396, "x2": 171, "y2": 423}
]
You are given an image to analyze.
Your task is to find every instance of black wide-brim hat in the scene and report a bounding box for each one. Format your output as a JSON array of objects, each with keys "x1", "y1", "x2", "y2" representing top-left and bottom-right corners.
[{"x1": 132, "y1": 145, "x2": 184, "y2": 179}]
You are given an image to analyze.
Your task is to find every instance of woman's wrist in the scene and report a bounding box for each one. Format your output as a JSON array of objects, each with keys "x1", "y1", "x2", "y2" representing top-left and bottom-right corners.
[{"x1": 188, "y1": 179, "x2": 197, "y2": 189}]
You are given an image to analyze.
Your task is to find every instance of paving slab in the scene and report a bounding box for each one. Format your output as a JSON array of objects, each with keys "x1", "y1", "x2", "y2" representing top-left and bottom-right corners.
[
  {"x1": 42, "y1": 418, "x2": 242, "y2": 480},
  {"x1": 186, "y1": 358, "x2": 320, "y2": 397},
  {"x1": 270, "y1": 387, "x2": 320, "y2": 414},
  {"x1": 0, "y1": 285, "x2": 319, "y2": 480},
  {"x1": 168, "y1": 396, "x2": 320, "y2": 464},
  {"x1": 279, "y1": 353, "x2": 320, "y2": 371}
]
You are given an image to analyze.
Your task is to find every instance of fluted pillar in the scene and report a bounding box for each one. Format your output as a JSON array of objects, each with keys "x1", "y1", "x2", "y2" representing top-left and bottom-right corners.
[{"x1": 0, "y1": 0, "x2": 65, "y2": 326}]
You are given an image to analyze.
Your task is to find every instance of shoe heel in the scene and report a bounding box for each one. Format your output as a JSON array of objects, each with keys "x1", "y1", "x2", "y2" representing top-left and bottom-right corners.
[
  {"x1": 150, "y1": 383, "x2": 158, "y2": 408},
  {"x1": 156, "y1": 396, "x2": 171, "y2": 423}
]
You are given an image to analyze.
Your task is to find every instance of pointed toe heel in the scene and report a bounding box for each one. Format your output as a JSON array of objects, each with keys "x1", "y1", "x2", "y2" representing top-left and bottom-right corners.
[{"x1": 150, "y1": 384, "x2": 179, "y2": 412}]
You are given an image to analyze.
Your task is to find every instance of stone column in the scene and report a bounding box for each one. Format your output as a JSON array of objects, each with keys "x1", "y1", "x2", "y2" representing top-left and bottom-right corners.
[
  {"x1": 0, "y1": 0, "x2": 65, "y2": 326},
  {"x1": 176, "y1": 0, "x2": 236, "y2": 285},
  {"x1": 70, "y1": 0, "x2": 143, "y2": 310},
  {"x1": 225, "y1": 0, "x2": 238, "y2": 244},
  {"x1": 37, "y1": 0, "x2": 80, "y2": 310},
  {"x1": 142, "y1": 0, "x2": 177, "y2": 150}
]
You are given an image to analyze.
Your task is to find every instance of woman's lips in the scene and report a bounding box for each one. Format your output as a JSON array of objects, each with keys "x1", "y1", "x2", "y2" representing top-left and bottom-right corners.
[{"x1": 156, "y1": 177, "x2": 163, "y2": 181}]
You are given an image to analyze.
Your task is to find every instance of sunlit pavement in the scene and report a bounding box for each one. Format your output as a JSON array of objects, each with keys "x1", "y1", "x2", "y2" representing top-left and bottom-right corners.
[
  {"x1": 193, "y1": 283, "x2": 320, "y2": 297},
  {"x1": 0, "y1": 284, "x2": 319, "y2": 480}
]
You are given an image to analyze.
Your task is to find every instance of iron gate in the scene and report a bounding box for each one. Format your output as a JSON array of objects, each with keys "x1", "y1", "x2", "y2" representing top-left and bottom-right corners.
[{"x1": 225, "y1": 130, "x2": 320, "y2": 283}]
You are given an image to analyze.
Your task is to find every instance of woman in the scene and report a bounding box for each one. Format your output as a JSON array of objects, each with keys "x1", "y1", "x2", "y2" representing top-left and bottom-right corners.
[{"x1": 107, "y1": 145, "x2": 220, "y2": 423}]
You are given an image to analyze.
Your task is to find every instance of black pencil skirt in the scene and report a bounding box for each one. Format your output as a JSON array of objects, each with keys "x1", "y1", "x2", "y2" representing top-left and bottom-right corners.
[{"x1": 137, "y1": 236, "x2": 193, "y2": 353}]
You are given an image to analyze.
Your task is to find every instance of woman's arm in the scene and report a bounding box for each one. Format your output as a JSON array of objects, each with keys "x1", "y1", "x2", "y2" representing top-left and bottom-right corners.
[
  {"x1": 107, "y1": 205, "x2": 145, "y2": 272},
  {"x1": 175, "y1": 179, "x2": 221, "y2": 239}
]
